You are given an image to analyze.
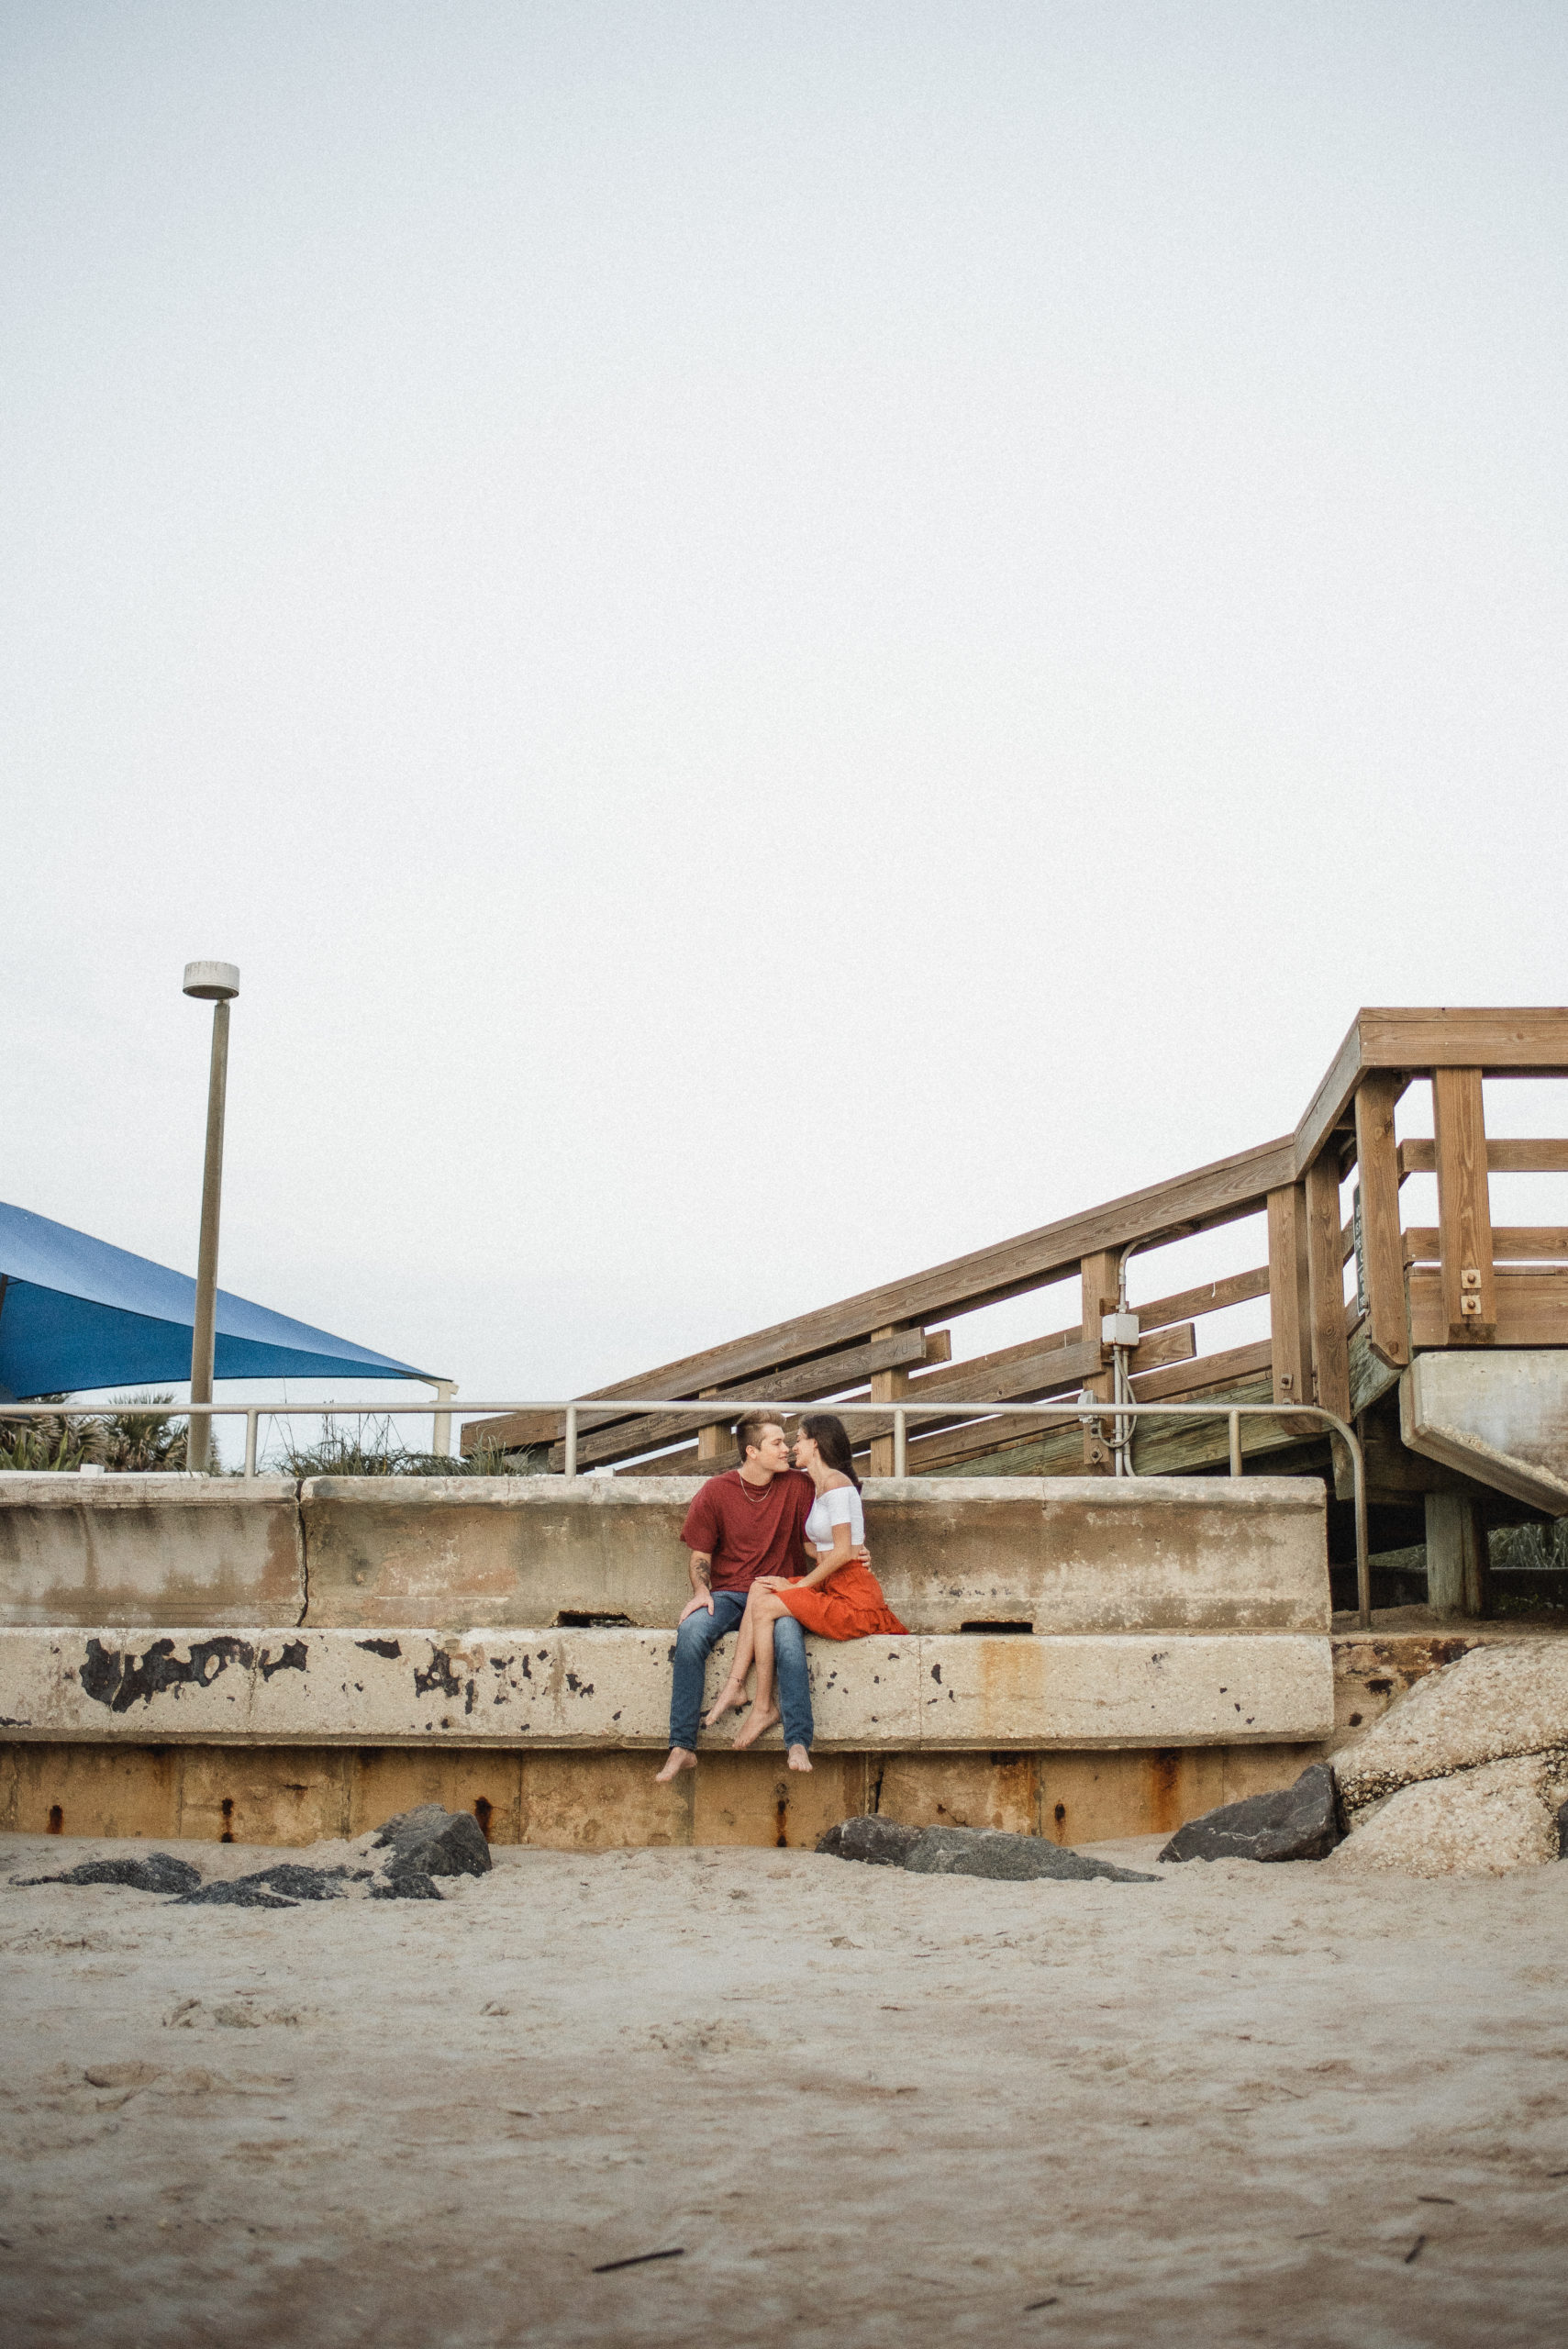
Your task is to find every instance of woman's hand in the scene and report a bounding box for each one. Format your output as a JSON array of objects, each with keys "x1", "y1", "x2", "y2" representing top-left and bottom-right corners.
[{"x1": 751, "y1": 1575, "x2": 789, "y2": 1593}]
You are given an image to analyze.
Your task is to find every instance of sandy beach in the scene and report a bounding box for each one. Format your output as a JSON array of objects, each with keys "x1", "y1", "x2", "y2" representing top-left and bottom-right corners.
[{"x1": 4, "y1": 1828, "x2": 1567, "y2": 2349}]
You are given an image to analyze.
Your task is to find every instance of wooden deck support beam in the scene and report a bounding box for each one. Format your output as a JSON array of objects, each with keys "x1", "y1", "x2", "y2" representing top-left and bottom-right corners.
[
  {"x1": 1266, "y1": 1185, "x2": 1312, "y2": 1408},
  {"x1": 1432, "y1": 1068, "x2": 1496, "y2": 1341},
  {"x1": 1424, "y1": 1489, "x2": 1490, "y2": 1618},
  {"x1": 867, "y1": 1325, "x2": 908, "y2": 1479},
  {"x1": 1353, "y1": 1074, "x2": 1409, "y2": 1371},
  {"x1": 695, "y1": 1388, "x2": 732, "y2": 1475},
  {"x1": 1303, "y1": 1157, "x2": 1351, "y2": 1422}
]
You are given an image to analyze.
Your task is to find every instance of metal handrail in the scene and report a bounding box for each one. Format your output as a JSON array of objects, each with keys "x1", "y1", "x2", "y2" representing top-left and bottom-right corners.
[{"x1": 0, "y1": 1391, "x2": 1371, "y2": 1628}]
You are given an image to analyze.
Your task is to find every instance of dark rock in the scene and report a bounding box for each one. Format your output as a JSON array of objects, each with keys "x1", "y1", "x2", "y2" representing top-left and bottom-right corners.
[
  {"x1": 902, "y1": 1826, "x2": 1160, "y2": 1885},
  {"x1": 238, "y1": 1864, "x2": 361, "y2": 1902},
  {"x1": 1556, "y1": 1798, "x2": 1568, "y2": 1860},
  {"x1": 817, "y1": 1816, "x2": 1158, "y2": 1884},
  {"x1": 370, "y1": 1870, "x2": 443, "y2": 1900},
  {"x1": 176, "y1": 1880, "x2": 298, "y2": 1909},
  {"x1": 816, "y1": 1817, "x2": 925, "y2": 1866},
  {"x1": 1157, "y1": 1764, "x2": 1345, "y2": 1865},
  {"x1": 17, "y1": 1853, "x2": 203, "y2": 1896},
  {"x1": 371, "y1": 1804, "x2": 492, "y2": 1880}
]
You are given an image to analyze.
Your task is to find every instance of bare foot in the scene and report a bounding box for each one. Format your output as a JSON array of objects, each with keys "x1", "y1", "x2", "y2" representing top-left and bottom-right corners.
[
  {"x1": 786, "y1": 1743, "x2": 813, "y2": 1773},
  {"x1": 654, "y1": 1747, "x2": 697, "y2": 1784},
  {"x1": 732, "y1": 1703, "x2": 779, "y2": 1751},
  {"x1": 703, "y1": 1683, "x2": 747, "y2": 1729}
]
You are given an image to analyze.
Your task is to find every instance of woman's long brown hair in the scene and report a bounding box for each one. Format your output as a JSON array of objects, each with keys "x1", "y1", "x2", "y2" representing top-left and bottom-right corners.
[{"x1": 798, "y1": 1412, "x2": 862, "y2": 1493}]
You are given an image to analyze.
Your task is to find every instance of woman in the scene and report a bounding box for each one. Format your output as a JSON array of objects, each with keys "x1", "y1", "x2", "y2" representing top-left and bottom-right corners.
[{"x1": 704, "y1": 1411, "x2": 906, "y2": 1772}]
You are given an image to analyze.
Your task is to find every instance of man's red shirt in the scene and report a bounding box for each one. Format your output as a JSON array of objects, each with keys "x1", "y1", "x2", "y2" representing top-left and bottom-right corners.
[{"x1": 680, "y1": 1468, "x2": 813, "y2": 1596}]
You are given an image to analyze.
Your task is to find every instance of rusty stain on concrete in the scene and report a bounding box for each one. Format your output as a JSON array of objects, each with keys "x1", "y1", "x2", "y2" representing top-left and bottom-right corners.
[{"x1": 0, "y1": 1738, "x2": 1326, "y2": 1850}]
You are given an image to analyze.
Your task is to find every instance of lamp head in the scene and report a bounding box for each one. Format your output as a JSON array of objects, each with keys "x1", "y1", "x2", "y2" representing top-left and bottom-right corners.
[{"x1": 183, "y1": 961, "x2": 239, "y2": 1002}]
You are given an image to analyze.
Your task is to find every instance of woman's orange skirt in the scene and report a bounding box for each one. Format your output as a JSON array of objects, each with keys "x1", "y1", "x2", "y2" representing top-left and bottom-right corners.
[{"x1": 780, "y1": 1557, "x2": 906, "y2": 1641}]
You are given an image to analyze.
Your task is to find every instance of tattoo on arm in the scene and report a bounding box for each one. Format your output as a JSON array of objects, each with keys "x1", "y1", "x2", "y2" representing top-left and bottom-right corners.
[{"x1": 693, "y1": 1553, "x2": 712, "y2": 1590}]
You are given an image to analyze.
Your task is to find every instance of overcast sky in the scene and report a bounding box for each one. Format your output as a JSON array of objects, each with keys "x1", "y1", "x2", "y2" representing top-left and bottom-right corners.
[{"x1": 5, "y1": 2, "x2": 1567, "y2": 1428}]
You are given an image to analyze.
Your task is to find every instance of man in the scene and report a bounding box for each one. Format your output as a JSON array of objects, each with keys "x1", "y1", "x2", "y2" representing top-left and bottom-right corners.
[{"x1": 653, "y1": 1412, "x2": 815, "y2": 1782}]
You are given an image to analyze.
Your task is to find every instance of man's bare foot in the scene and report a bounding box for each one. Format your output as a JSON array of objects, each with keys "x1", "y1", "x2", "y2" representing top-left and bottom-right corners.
[
  {"x1": 703, "y1": 1683, "x2": 747, "y2": 1729},
  {"x1": 732, "y1": 1703, "x2": 779, "y2": 1750},
  {"x1": 654, "y1": 1747, "x2": 697, "y2": 1784},
  {"x1": 786, "y1": 1743, "x2": 812, "y2": 1773}
]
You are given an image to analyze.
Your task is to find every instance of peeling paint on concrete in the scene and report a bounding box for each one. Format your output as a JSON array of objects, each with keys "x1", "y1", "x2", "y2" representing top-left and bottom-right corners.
[
  {"x1": 0, "y1": 1625, "x2": 1334, "y2": 1748},
  {"x1": 77, "y1": 1634, "x2": 256, "y2": 1713}
]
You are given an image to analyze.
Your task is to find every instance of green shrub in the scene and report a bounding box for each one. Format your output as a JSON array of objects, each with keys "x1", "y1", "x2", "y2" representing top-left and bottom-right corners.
[
  {"x1": 0, "y1": 1407, "x2": 106, "y2": 1473},
  {"x1": 0, "y1": 1400, "x2": 544, "y2": 1477},
  {"x1": 1490, "y1": 1520, "x2": 1568, "y2": 1575},
  {"x1": 0, "y1": 1393, "x2": 188, "y2": 1472},
  {"x1": 264, "y1": 1417, "x2": 539, "y2": 1478}
]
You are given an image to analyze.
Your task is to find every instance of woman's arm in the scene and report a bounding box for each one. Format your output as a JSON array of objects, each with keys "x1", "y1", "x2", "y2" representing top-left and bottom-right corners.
[
  {"x1": 754, "y1": 1521, "x2": 853, "y2": 1596},
  {"x1": 795, "y1": 1521, "x2": 856, "y2": 1590}
]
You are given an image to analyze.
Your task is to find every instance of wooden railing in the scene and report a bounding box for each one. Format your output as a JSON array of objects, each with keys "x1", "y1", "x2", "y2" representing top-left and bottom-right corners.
[{"x1": 464, "y1": 1008, "x2": 1568, "y2": 1478}]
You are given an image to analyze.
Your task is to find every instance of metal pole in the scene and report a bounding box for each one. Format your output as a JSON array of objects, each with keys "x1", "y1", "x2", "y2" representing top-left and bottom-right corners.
[
  {"x1": 1228, "y1": 1410, "x2": 1242, "y2": 1477},
  {"x1": 243, "y1": 1408, "x2": 258, "y2": 1482},
  {"x1": 186, "y1": 989, "x2": 234, "y2": 1473},
  {"x1": 893, "y1": 1408, "x2": 906, "y2": 1477},
  {"x1": 431, "y1": 1380, "x2": 455, "y2": 1459},
  {"x1": 563, "y1": 1405, "x2": 578, "y2": 1479},
  {"x1": 1352, "y1": 1434, "x2": 1371, "y2": 1631}
]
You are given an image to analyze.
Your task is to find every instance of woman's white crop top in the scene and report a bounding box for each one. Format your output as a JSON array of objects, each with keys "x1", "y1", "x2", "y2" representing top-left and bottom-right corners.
[{"x1": 806, "y1": 1483, "x2": 864, "y2": 1551}]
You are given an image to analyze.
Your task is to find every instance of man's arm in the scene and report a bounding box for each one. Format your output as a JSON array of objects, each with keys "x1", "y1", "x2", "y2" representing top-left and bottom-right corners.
[{"x1": 679, "y1": 1551, "x2": 715, "y2": 1621}]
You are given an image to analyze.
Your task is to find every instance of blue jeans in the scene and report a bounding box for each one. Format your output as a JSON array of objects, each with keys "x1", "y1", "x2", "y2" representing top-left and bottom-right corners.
[{"x1": 668, "y1": 1590, "x2": 814, "y2": 1753}]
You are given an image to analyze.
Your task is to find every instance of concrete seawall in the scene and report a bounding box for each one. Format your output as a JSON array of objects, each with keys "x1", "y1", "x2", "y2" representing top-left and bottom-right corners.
[
  {"x1": 1, "y1": 1471, "x2": 1329, "y2": 1634},
  {"x1": 0, "y1": 1470, "x2": 1334, "y2": 1848}
]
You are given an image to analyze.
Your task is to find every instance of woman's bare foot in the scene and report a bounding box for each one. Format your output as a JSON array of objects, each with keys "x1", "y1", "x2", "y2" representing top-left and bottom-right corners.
[
  {"x1": 703, "y1": 1682, "x2": 747, "y2": 1729},
  {"x1": 732, "y1": 1703, "x2": 779, "y2": 1750},
  {"x1": 786, "y1": 1743, "x2": 812, "y2": 1773},
  {"x1": 653, "y1": 1747, "x2": 697, "y2": 1784}
]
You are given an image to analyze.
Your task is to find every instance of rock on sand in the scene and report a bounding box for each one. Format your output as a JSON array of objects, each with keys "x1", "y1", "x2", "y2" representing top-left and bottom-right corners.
[
  {"x1": 1328, "y1": 1751, "x2": 1568, "y2": 1878},
  {"x1": 1335, "y1": 1641, "x2": 1568, "y2": 1810}
]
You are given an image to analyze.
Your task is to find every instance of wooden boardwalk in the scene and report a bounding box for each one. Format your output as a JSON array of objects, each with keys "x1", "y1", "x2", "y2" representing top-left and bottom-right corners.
[{"x1": 465, "y1": 1008, "x2": 1568, "y2": 1599}]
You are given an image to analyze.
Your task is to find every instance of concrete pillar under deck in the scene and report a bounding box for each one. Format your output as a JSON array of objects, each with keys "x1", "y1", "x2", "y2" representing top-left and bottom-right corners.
[{"x1": 1424, "y1": 1489, "x2": 1490, "y2": 1618}]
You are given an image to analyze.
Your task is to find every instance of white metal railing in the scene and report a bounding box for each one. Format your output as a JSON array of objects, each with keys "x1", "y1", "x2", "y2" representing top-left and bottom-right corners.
[{"x1": 0, "y1": 1392, "x2": 1372, "y2": 1626}]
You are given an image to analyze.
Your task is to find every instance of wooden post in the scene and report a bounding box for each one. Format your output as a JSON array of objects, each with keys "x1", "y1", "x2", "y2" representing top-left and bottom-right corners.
[
  {"x1": 868, "y1": 1325, "x2": 908, "y2": 1478},
  {"x1": 1080, "y1": 1251, "x2": 1119, "y2": 1472},
  {"x1": 695, "y1": 1387, "x2": 733, "y2": 1474},
  {"x1": 1266, "y1": 1184, "x2": 1312, "y2": 1408},
  {"x1": 1303, "y1": 1154, "x2": 1351, "y2": 1421},
  {"x1": 1353, "y1": 1074, "x2": 1409, "y2": 1370},
  {"x1": 1432, "y1": 1068, "x2": 1496, "y2": 1341},
  {"x1": 1424, "y1": 1489, "x2": 1489, "y2": 1617}
]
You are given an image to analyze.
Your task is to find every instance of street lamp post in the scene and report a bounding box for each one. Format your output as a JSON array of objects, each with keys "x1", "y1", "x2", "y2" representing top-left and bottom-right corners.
[{"x1": 183, "y1": 962, "x2": 240, "y2": 1473}]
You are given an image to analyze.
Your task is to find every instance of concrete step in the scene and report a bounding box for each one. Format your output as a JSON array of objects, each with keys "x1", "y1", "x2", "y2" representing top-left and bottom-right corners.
[{"x1": 0, "y1": 1624, "x2": 1334, "y2": 1750}]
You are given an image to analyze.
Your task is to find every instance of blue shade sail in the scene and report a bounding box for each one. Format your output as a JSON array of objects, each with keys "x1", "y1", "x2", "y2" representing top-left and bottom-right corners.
[{"x1": 0, "y1": 1201, "x2": 435, "y2": 1400}]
